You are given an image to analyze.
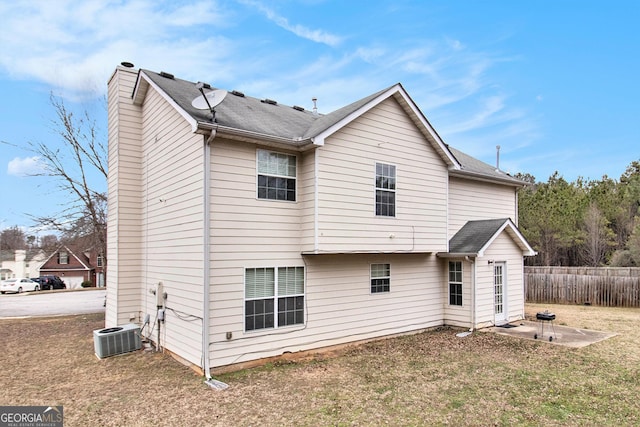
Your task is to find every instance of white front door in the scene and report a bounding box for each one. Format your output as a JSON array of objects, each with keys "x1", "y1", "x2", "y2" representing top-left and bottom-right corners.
[{"x1": 494, "y1": 262, "x2": 507, "y2": 324}]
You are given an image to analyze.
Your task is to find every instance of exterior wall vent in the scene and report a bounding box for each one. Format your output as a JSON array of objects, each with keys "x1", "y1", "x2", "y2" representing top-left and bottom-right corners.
[{"x1": 93, "y1": 324, "x2": 141, "y2": 358}]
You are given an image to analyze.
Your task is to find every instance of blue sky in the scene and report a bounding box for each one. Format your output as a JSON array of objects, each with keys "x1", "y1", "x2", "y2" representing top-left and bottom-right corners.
[{"x1": 1, "y1": 0, "x2": 639, "y2": 233}]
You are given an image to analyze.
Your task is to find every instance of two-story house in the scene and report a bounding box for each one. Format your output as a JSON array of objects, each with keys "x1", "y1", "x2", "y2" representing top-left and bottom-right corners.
[
  {"x1": 106, "y1": 64, "x2": 534, "y2": 376},
  {"x1": 40, "y1": 245, "x2": 105, "y2": 288}
]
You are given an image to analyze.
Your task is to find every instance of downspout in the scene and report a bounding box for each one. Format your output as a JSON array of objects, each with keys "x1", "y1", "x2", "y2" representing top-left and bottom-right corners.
[
  {"x1": 202, "y1": 130, "x2": 228, "y2": 390},
  {"x1": 465, "y1": 256, "x2": 476, "y2": 330},
  {"x1": 314, "y1": 148, "x2": 319, "y2": 252}
]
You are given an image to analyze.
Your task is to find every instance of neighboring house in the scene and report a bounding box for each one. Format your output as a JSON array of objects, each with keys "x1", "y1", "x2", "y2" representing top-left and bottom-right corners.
[
  {"x1": 0, "y1": 249, "x2": 46, "y2": 280},
  {"x1": 39, "y1": 245, "x2": 105, "y2": 288},
  {"x1": 106, "y1": 65, "x2": 535, "y2": 375}
]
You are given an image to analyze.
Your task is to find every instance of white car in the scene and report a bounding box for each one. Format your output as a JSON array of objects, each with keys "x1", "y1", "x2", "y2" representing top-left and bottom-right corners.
[{"x1": 0, "y1": 278, "x2": 40, "y2": 294}]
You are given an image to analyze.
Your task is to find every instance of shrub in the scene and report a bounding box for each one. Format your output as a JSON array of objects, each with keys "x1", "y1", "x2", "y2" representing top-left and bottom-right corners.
[{"x1": 81, "y1": 280, "x2": 94, "y2": 288}]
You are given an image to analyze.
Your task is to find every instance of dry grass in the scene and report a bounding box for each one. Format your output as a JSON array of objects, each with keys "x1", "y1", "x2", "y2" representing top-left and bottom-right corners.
[{"x1": 1, "y1": 304, "x2": 639, "y2": 426}]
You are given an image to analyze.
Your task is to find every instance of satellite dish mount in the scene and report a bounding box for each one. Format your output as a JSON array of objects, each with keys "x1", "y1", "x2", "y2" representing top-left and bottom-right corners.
[{"x1": 192, "y1": 83, "x2": 227, "y2": 122}]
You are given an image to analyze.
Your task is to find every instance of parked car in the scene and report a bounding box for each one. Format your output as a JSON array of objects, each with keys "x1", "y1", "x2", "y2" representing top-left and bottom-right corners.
[
  {"x1": 0, "y1": 278, "x2": 40, "y2": 294},
  {"x1": 33, "y1": 275, "x2": 67, "y2": 291}
]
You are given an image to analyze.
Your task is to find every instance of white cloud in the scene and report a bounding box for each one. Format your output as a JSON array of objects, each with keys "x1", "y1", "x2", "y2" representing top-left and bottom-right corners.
[
  {"x1": 7, "y1": 156, "x2": 47, "y2": 177},
  {"x1": 0, "y1": 0, "x2": 231, "y2": 98},
  {"x1": 238, "y1": 0, "x2": 342, "y2": 46}
]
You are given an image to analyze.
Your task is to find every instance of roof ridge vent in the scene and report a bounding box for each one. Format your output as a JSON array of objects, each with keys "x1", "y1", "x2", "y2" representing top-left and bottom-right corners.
[
  {"x1": 202, "y1": 83, "x2": 211, "y2": 89},
  {"x1": 231, "y1": 90, "x2": 245, "y2": 97},
  {"x1": 261, "y1": 98, "x2": 277, "y2": 105},
  {"x1": 292, "y1": 105, "x2": 305, "y2": 112},
  {"x1": 159, "y1": 71, "x2": 174, "y2": 79}
]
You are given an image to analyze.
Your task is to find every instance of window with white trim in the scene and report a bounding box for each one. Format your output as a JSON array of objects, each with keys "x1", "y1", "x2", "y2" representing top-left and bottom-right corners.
[
  {"x1": 370, "y1": 263, "x2": 390, "y2": 293},
  {"x1": 245, "y1": 267, "x2": 304, "y2": 331},
  {"x1": 257, "y1": 149, "x2": 297, "y2": 201},
  {"x1": 58, "y1": 251, "x2": 68, "y2": 265},
  {"x1": 375, "y1": 163, "x2": 396, "y2": 216},
  {"x1": 449, "y1": 261, "x2": 463, "y2": 306}
]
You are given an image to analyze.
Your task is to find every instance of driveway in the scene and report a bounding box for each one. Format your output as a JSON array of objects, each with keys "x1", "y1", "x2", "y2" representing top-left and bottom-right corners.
[{"x1": 0, "y1": 288, "x2": 106, "y2": 318}]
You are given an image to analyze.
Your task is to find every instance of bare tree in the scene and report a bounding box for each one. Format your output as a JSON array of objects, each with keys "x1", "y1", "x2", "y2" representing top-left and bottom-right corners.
[
  {"x1": 0, "y1": 226, "x2": 26, "y2": 250},
  {"x1": 26, "y1": 94, "x2": 107, "y2": 264},
  {"x1": 581, "y1": 203, "x2": 615, "y2": 266}
]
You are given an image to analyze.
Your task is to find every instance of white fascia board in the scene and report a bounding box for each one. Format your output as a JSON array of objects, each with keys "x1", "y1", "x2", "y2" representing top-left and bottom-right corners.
[
  {"x1": 395, "y1": 89, "x2": 461, "y2": 170},
  {"x1": 477, "y1": 219, "x2": 537, "y2": 257},
  {"x1": 311, "y1": 84, "x2": 401, "y2": 147},
  {"x1": 311, "y1": 84, "x2": 461, "y2": 170},
  {"x1": 133, "y1": 71, "x2": 199, "y2": 133}
]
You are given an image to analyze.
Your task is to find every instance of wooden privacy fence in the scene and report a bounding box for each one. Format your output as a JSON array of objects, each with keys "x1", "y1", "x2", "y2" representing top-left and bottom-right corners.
[{"x1": 525, "y1": 267, "x2": 640, "y2": 307}]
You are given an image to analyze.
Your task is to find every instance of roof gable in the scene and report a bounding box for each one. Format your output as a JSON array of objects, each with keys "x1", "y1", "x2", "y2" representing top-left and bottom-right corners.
[
  {"x1": 446, "y1": 218, "x2": 536, "y2": 257},
  {"x1": 40, "y1": 245, "x2": 92, "y2": 270}
]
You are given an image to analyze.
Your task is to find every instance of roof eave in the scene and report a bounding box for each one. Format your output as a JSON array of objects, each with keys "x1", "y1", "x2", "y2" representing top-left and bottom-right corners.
[
  {"x1": 436, "y1": 252, "x2": 478, "y2": 258},
  {"x1": 133, "y1": 70, "x2": 199, "y2": 133},
  {"x1": 197, "y1": 121, "x2": 315, "y2": 151},
  {"x1": 449, "y1": 168, "x2": 526, "y2": 187}
]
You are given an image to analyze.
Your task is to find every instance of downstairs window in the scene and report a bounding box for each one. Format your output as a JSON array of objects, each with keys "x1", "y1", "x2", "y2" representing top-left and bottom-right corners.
[{"x1": 245, "y1": 266, "x2": 304, "y2": 331}]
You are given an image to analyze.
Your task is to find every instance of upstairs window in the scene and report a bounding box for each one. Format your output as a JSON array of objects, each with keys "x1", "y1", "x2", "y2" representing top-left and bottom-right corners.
[
  {"x1": 257, "y1": 149, "x2": 296, "y2": 201},
  {"x1": 449, "y1": 261, "x2": 463, "y2": 306},
  {"x1": 375, "y1": 163, "x2": 396, "y2": 217},
  {"x1": 58, "y1": 251, "x2": 69, "y2": 265},
  {"x1": 370, "y1": 263, "x2": 390, "y2": 293},
  {"x1": 97, "y1": 254, "x2": 104, "y2": 267}
]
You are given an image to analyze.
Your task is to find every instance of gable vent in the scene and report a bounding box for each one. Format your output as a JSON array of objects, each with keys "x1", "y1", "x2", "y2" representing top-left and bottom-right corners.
[
  {"x1": 159, "y1": 71, "x2": 175, "y2": 79},
  {"x1": 261, "y1": 98, "x2": 277, "y2": 105},
  {"x1": 231, "y1": 90, "x2": 245, "y2": 97},
  {"x1": 292, "y1": 105, "x2": 305, "y2": 112}
]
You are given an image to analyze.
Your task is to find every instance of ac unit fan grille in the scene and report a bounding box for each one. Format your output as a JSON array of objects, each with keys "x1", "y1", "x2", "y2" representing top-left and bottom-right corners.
[{"x1": 94, "y1": 324, "x2": 141, "y2": 358}]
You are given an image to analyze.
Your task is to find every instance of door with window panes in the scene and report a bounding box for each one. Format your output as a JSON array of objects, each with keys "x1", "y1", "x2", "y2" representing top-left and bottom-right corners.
[{"x1": 493, "y1": 262, "x2": 507, "y2": 324}]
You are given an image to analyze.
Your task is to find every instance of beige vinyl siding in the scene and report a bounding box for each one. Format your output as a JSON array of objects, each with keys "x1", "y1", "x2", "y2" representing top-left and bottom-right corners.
[
  {"x1": 208, "y1": 138, "x2": 305, "y2": 366},
  {"x1": 474, "y1": 233, "x2": 525, "y2": 327},
  {"x1": 106, "y1": 67, "x2": 144, "y2": 327},
  {"x1": 299, "y1": 150, "x2": 316, "y2": 249},
  {"x1": 443, "y1": 258, "x2": 473, "y2": 327},
  {"x1": 448, "y1": 177, "x2": 517, "y2": 238},
  {"x1": 305, "y1": 97, "x2": 448, "y2": 253},
  {"x1": 137, "y1": 86, "x2": 205, "y2": 367},
  {"x1": 209, "y1": 254, "x2": 443, "y2": 368}
]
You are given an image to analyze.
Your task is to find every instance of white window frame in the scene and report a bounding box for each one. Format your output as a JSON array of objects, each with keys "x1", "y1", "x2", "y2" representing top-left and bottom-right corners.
[
  {"x1": 375, "y1": 162, "x2": 396, "y2": 217},
  {"x1": 58, "y1": 251, "x2": 69, "y2": 265},
  {"x1": 256, "y1": 149, "x2": 297, "y2": 202},
  {"x1": 448, "y1": 261, "x2": 463, "y2": 306},
  {"x1": 244, "y1": 266, "x2": 305, "y2": 332},
  {"x1": 370, "y1": 263, "x2": 391, "y2": 294}
]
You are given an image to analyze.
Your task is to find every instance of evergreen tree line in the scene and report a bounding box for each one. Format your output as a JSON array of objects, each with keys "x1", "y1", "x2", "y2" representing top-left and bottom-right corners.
[{"x1": 517, "y1": 160, "x2": 640, "y2": 266}]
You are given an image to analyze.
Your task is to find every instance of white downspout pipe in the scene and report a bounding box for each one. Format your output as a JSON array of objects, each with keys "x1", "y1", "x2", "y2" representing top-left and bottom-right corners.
[
  {"x1": 202, "y1": 131, "x2": 228, "y2": 390},
  {"x1": 465, "y1": 256, "x2": 476, "y2": 330}
]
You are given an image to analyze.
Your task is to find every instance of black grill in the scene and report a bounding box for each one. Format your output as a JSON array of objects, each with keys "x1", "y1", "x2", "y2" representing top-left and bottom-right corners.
[{"x1": 534, "y1": 311, "x2": 556, "y2": 341}]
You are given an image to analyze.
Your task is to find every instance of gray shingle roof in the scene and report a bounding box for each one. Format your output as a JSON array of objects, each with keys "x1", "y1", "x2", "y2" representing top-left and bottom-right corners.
[
  {"x1": 449, "y1": 219, "x2": 511, "y2": 254},
  {"x1": 448, "y1": 146, "x2": 525, "y2": 186},
  {"x1": 138, "y1": 69, "x2": 527, "y2": 186}
]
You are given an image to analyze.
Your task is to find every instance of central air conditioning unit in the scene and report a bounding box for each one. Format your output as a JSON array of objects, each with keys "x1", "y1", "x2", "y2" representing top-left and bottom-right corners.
[{"x1": 93, "y1": 324, "x2": 142, "y2": 359}]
